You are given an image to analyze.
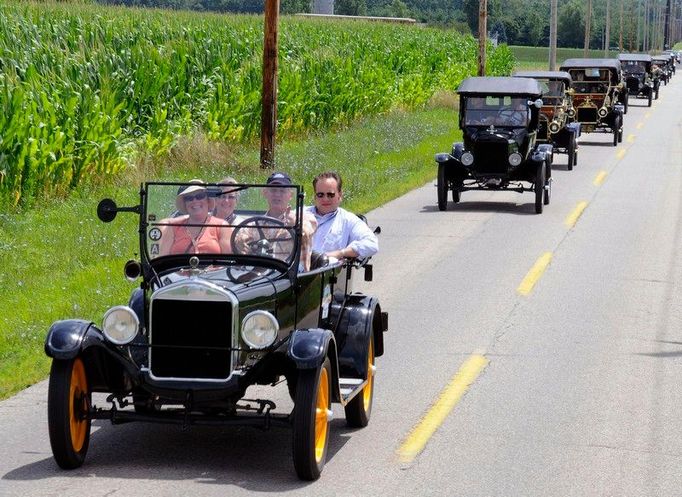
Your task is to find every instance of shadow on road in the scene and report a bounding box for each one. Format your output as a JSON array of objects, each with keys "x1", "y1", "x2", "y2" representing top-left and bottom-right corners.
[{"x1": 420, "y1": 200, "x2": 538, "y2": 215}]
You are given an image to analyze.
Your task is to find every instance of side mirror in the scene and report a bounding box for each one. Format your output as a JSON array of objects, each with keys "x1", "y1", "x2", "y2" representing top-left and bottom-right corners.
[
  {"x1": 97, "y1": 198, "x2": 118, "y2": 223},
  {"x1": 364, "y1": 264, "x2": 373, "y2": 282}
]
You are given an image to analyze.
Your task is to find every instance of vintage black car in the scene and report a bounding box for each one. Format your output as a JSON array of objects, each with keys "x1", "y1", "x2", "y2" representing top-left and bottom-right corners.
[
  {"x1": 435, "y1": 76, "x2": 553, "y2": 214},
  {"x1": 44, "y1": 181, "x2": 387, "y2": 480},
  {"x1": 619, "y1": 53, "x2": 658, "y2": 105},
  {"x1": 560, "y1": 58, "x2": 625, "y2": 146},
  {"x1": 514, "y1": 70, "x2": 581, "y2": 170},
  {"x1": 652, "y1": 55, "x2": 673, "y2": 84}
]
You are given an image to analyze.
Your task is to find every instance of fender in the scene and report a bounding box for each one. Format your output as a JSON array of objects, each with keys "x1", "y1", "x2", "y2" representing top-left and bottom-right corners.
[
  {"x1": 451, "y1": 142, "x2": 464, "y2": 160},
  {"x1": 335, "y1": 295, "x2": 385, "y2": 379},
  {"x1": 532, "y1": 144, "x2": 553, "y2": 163},
  {"x1": 44, "y1": 319, "x2": 106, "y2": 360},
  {"x1": 287, "y1": 328, "x2": 336, "y2": 369},
  {"x1": 567, "y1": 122, "x2": 581, "y2": 137}
]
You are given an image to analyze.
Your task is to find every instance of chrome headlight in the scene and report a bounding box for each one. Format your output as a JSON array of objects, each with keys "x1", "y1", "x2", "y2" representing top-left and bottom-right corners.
[
  {"x1": 241, "y1": 311, "x2": 278, "y2": 349},
  {"x1": 460, "y1": 152, "x2": 474, "y2": 166},
  {"x1": 598, "y1": 107, "x2": 608, "y2": 117},
  {"x1": 567, "y1": 107, "x2": 576, "y2": 117},
  {"x1": 508, "y1": 152, "x2": 523, "y2": 167},
  {"x1": 548, "y1": 121, "x2": 561, "y2": 134},
  {"x1": 102, "y1": 306, "x2": 139, "y2": 345}
]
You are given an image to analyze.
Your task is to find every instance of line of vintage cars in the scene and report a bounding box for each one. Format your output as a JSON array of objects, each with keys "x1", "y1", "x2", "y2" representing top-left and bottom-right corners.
[{"x1": 435, "y1": 52, "x2": 677, "y2": 214}]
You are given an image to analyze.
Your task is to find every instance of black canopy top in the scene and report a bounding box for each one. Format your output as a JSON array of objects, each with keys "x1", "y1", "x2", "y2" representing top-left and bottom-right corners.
[
  {"x1": 457, "y1": 76, "x2": 543, "y2": 97},
  {"x1": 618, "y1": 53, "x2": 653, "y2": 63},
  {"x1": 560, "y1": 58, "x2": 622, "y2": 72},
  {"x1": 653, "y1": 53, "x2": 672, "y2": 61},
  {"x1": 513, "y1": 71, "x2": 572, "y2": 86}
]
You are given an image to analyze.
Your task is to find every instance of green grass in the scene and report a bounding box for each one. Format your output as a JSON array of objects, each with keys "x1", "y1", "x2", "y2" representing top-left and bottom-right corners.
[
  {"x1": 510, "y1": 45, "x2": 623, "y2": 71},
  {"x1": 0, "y1": 104, "x2": 459, "y2": 399}
]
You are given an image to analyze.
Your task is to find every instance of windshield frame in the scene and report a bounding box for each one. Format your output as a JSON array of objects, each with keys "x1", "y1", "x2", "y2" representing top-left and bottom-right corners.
[{"x1": 463, "y1": 95, "x2": 531, "y2": 128}]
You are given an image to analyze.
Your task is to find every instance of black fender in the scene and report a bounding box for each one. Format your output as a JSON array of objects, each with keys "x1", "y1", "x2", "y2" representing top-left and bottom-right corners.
[
  {"x1": 45, "y1": 319, "x2": 105, "y2": 360},
  {"x1": 532, "y1": 144, "x2": 553, "y2": 164},
  {"x1": 287, "y1": 328, "x2": 337, "y2": 370},
  {"x1": 451, "y1": 142, "x2": 464, "y2": 160},
  {"x1": 335, "y1": 295, "x2": 386, "y2": 380},
  {"x1": 567, "y1": 122, "x2": 581, "y2": 138}
]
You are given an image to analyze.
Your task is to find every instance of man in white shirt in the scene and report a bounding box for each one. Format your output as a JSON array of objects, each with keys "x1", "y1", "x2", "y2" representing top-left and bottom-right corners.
[{"x1": 306, "y1": 172, "x2": 378, "y2": 260}]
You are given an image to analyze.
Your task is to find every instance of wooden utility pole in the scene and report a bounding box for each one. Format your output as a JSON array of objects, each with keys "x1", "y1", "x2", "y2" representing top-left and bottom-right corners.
[
  {"x1": 664, "y1": 0, "x2": 672, "y2": 48},
  {"x1": 260, "y1": 0, "x2": 279, "y2": 169},
  {"x1": 605, "y1": 0, "x2": 611, "y2": 55},
  {"x1": 619, "y1": 0, "x2": 624, "y2": 50},
  {"x1": 478, "y1": 0, "x2": 487, "y2": 76},
  {"x1": 584, "y1": 0, "x2": 592, "y2": 56},
  {"x1": 549, "y1": 0, "x2": 558, "y2": 70}
]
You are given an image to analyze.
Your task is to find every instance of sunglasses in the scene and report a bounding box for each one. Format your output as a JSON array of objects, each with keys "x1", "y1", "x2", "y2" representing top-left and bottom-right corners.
[
  {"x1": 183, "y1": 192, "x2": 207, "y2": 202},
  {"x1": 315, "y1": 192, "x2": 337, "y2": 199}
]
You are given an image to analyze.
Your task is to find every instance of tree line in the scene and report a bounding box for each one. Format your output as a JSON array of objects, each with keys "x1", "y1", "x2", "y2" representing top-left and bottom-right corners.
[{"x1": 96, "y1": 0, "x2": 681, "y2": 50}]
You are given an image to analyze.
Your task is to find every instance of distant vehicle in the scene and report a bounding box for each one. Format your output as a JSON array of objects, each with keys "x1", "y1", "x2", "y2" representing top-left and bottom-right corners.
[
  {"x1": 560, "y1": 58, "x2": 625, "y2": 146},
  {"x1": 434, "y1": 76, "x2": 553, "y2": 214},
  {"x1": 514, "y1": 70, "x2": 581, "y2": 170},
  {"x1": 652, "y1": 56, "x2": 672, "y2": 85},
  {"x1": 619, "y1": 53, "x2": 657, "y2": 105}
]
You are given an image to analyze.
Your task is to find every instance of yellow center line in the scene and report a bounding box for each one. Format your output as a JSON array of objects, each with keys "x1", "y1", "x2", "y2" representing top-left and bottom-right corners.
[
  {"x1": 593, "y1": 170, "x2": 608, "y2": 186},
  {"x1": 565, "y1": 201, "x2": 588, "y2": 228},
  {"x1": 645, "y1": 112, "x2": 651, "y2": 119},
  {"x1": 627, "y1": 134, "x2": 635, "y2": 143},
  {"x1": 616, "y1": 148, "x2": 626, "y2": 160},
  {"x1": 397, "y1": 354, "x2": 489, "y2": 464},
  {"x1": 636, "y1": 122, "x2": 644, "y2": 129},
  {"x1": 517, "y1": 252, "x2": 552, "y2": 296}
]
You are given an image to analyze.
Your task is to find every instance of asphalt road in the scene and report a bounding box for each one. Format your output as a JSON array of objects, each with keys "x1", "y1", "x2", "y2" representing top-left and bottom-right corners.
[{"x1": 2, "y1": 76, "x2": 682, "y2": 497}]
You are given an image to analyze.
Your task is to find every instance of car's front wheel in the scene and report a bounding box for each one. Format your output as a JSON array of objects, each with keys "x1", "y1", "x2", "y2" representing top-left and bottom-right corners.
[
  {"x1": 437, "y1": 163, "x2": 448, "y2": 211},
  {"x1": 292, "y1": 358, "x2": 332, "y2": 480},
  {"x1": 47, "y1": 357, "x2": 91, "y2": 469},
  {"x1": 567, "y1": 135, "x2": 576, "y2": 171},
  {"x1": 344, "y1": 332, "x2": 375, "y2": 428},
  {"x1": 647, "y1": 92, "x2": 653, "y2": 107},
  {"x1": 534, "y1": 163, "x2": 545, "y2": 214}
]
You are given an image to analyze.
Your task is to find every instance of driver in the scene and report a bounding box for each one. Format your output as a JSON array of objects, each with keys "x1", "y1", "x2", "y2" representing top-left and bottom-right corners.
[{"x1": 233, "y1": 172, "x2": 317, "y2": 271}]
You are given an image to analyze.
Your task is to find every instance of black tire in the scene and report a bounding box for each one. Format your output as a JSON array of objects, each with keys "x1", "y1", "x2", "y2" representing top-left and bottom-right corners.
[
  {"x1": 623, "y1": 95, "x2": 628, "y2": 114},
  {"x1": 47, "y1": 357, "x2": 91, "y2": 469},
  {"x1": 534, "y1": 164, "x2": 545, "y2": 214},
  {"x1": 567, "y1": 136, "x2": 576, "y2": 171},
  {"x1": 647, "y1": 92, "x2": 653, "y2": 107},
  {"x1": 613, "y1": 128, "x2": 618, "y2": 146},
  {"x1": 543, "y1": 161, "x2": 551, "y2": 206},
  {"x1": 437, "y1": 163, "x2": 448, "y2": 211},
  {"x1": 292, "y1": 358, "x2": 332, "y2": 481},
  {"x1": 344, "y1": 332, "x2": 375, "y2": 428},
  {"x1": 451, "y1": 184, "x2": 461, "y2": 204},
  {"x1": 618, "y1": 127, "x2": 623, "y2": 143}
]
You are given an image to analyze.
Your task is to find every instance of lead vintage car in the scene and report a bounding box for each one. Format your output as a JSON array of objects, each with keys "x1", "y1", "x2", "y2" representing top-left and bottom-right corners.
[
  {"x1": 560, "y1": 58, "x2": 626, "y2": 146},
  {"x1": 619, "y1": 53, "x2": 658, "y2": 105},
  {"x1": 514, "y1": 70, "x2": 581, "y2": 170},
  {"x1": 435, "y1": 76, "x2": 553, "y2": 214},
  {"x1": 44, "y1": 180, "x2": 387, "y2": 480}
]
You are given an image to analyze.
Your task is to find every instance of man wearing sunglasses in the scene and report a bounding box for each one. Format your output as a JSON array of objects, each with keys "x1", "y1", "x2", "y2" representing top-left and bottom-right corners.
[{"x1": 306, "y1": 171, "x2": 378, "y2": 261}]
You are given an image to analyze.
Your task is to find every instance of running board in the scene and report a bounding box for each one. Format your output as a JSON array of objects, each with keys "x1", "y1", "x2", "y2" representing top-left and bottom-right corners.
[{"x1": 339, "y1": 377, "x2": 367, "y2": 405}]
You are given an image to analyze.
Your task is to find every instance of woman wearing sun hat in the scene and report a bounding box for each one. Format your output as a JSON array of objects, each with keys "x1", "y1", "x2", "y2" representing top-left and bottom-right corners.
[{"x1": 158, "y1": 180, "x2": 232, "y2": 256}]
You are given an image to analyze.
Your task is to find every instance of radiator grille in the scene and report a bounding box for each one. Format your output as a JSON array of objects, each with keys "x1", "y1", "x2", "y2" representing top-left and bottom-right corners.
[
  {"x1": 472, "y1": 140, "x2": 509, "y2": 175},
  {"x1": 150, "y1": 299, "x2": 233, "y2": 379},
  {"x1": 577, "y1": 107, "x2": 598, "y2": 124}
]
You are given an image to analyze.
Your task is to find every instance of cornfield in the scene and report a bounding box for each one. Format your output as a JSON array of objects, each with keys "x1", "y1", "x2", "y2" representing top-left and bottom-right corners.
[{"x1": 0, "y1": 2, "x2": 514, "y2": 207}]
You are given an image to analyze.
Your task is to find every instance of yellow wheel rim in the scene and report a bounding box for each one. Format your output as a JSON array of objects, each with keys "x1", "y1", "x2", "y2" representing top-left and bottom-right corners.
[
  {"x1": 69, "y1": 358, "x2": 88, "y2": 452},
  {"x1": 363, "y1": 339, "x2": 374, "y2": 411},
  {"x1": 314, "y1": 367, "x2": 330, "y2": 463}
]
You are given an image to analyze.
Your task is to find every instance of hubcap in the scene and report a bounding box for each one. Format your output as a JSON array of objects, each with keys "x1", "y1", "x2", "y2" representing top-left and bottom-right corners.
[
  {"x1": 363, "y1": 340, "x2": 374, "y2": 411},
  {"x1": 69, "y1": 358, "x2": 88, "y2": 452}
]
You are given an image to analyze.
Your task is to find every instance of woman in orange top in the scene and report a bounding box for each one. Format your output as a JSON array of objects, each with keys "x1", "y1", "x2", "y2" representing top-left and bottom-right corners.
[{"x1": 158, "y1": 182, "x2": 232, "y2": 256}]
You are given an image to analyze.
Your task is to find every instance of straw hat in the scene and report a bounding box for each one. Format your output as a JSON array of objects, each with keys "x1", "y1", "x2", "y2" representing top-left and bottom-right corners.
[{"x1": 175, "y1": 179, "x2": 207, "y2": 214}]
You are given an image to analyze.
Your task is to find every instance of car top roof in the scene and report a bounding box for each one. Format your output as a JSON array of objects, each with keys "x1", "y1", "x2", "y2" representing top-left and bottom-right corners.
[
  {"x1": 653, "y1": 53, "x2": 672, "y2": 60},
  {"x1": 513, "y1": 70, "x2": 572, "y2": 85},
  {"x1": 457, "y1": 76, "x2": 543, "y2": 97},
  {"x1": 618, "y1": 53, "x2": 653, "y2": 62},
  {"x1": 560, "y1": 58, "x2": 622, "y2": 71}
]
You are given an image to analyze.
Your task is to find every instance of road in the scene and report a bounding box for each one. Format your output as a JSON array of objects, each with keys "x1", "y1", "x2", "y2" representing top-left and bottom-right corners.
[{"x1": 2, "y1": 76, "x2": 682, "y2": 497}]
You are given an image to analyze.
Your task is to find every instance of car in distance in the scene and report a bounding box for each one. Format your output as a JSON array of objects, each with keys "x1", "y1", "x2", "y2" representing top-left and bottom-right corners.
[
  {"x1": 434, "y1": 76, "x2": 553, "y2": 214},
  {"x1": 619, "y1": 53, "x2": 657, "y2": 105},
  {"x1": 560, "y1": 58, "x2": 625, "y2": 146},
  {"x1": 44, "y1": 181, "x2": 388, "y2": 480},
  {"x1": 514, "y1": 70, "x2": 581, "y2": 170}
]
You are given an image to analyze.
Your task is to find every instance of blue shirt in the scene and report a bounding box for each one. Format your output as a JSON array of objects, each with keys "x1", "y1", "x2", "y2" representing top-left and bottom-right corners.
[{"x1": 305, "y1": 206, "x2": 379, "y2": 258}]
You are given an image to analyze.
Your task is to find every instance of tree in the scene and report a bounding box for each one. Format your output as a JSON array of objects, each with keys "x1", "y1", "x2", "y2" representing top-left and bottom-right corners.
[
  {"x1": 559, "y1": 0, "x2": 585, "y2": 47},
  {"x1": 336, "y1": 0, "x2": 367, "y2": 15}
]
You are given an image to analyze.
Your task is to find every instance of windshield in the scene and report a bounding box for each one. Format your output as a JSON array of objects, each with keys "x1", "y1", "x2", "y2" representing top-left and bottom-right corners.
[
  {"x1": 568, "y1": 68, "x2": 611, "y2": 94},
  {"x1": 464, "y1": 96, "x2": 530, "y2": 127},
  {"x1": 622, "y1": 61, "x2": 647, "y2": 74},
  {"x1": 144, "y1": 182, "x2": 300, "y2": 266},
  {"x1": 537, "y1": 79, "x2": 565, "y2": 105}
]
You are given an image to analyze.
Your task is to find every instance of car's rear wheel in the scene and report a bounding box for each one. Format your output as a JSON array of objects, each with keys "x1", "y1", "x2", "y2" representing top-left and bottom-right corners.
[
  {"x1": 292, "y1": 358, "x2": 331, "y2": 481},
  {"x1": 451, "y1": 183, "x2": 461, "y2": 203},
  {"x1": 612, "y1": 118, "x2": 620, "y2": 146},
  {"x1": 544, "y1": 161, "x2": 551, "y2": 205},
  {"x1": 47, "y1": 357, "x2": 91, "y2": 469},
  {"x1": 534, "y1": 164, "x2": 545, "y2": 214},
  {"x1": 647, "y1": 92, "x2": 653, "y2": 107},
  {"x1": 437, "y1": 163, "x2": 448, "y2": 211},
  {"x1": 623, "y1": 95, "x2": 628, "y2": 114},
  {"x1": 567, "y1": 135, "x2": 576, "y2": 171},
  {"x1": 344, "y1": 333, "x2": 375, "y2": 428}
]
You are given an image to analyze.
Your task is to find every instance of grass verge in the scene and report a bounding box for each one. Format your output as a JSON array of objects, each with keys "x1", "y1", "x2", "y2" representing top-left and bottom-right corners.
[{"x1": 0, "y1": 105, "x2": 459, "y2": 399}]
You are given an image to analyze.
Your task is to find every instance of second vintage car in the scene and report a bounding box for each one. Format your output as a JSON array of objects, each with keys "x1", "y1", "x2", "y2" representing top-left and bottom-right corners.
[
  {"x1": 619, "y1": 53, "x2": 657, "y2": 105},
  {"x1": 44, "y1": 180, "x2": 388, "y2": 481},
  {"x1": 434, "y1": 76, "x2": 553, "y2": 214}
]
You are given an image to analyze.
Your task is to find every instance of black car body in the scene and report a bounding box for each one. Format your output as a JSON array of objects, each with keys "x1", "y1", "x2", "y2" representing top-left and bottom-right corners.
[
  {"x1": 560, "y1": 58, "x2": 625, "y2": 146},
  {"x1": 619, "y1": 53, "x2": 657, "y2": 105},
  {"x1": 653, "y1": 55, "x2": 673, "y2": 84},
  {"x1": 44, "y1": 181, "x2": 388, "y2": 480},
  {"x1": 434, "y1": 76, "x2": 553, "y2": 214},
  {"x1": 514, "y1": 71, "x2": 581, "y2": 170}
]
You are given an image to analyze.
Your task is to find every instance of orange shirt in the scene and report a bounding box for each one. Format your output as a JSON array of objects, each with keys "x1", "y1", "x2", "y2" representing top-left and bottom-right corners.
[{"x1": 169, "y1": 216, "x2": 226, "y2": 254}]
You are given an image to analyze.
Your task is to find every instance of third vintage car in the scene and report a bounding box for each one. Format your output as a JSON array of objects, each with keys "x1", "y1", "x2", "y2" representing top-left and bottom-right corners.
[
  {"x1": 560, "y1": 58, "x2": 626, "y2": 146},
  {"x1": 619, "y1": 53, "x2": 658, "y2": 106},
  {"x1": 514, "y1": 70, "x2": 581, "y2": 170},
  {"x1": 44, "y1": 180, "x2": 387, "y2": 480},
  {"x1": 434, "y1": 76, "x2": 553, "y2": 214}
]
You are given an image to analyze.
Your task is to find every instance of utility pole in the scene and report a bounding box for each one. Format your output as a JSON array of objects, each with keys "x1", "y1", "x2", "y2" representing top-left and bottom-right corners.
[
  {"x1": 584, "y1": 0, "x2": 592, "y2": 56},
  {"x1": 260, "y1": 0, "x2": 279, "y2": 169},
  {"x1": 478, "y1": 0, "x2": 487, "y2": 76},
  {"x1": 664, "y1": 0, "x2": 671, "y2": 48},
  {"x1": 549, "y1": 0, "x2": 558, "y2": 70},
  {"x1": 605, "y1": 0, "x2": 611, "y2": 55},
  {"x1": 619, "y1": 0, "x2": 624, "y2": 51}
]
